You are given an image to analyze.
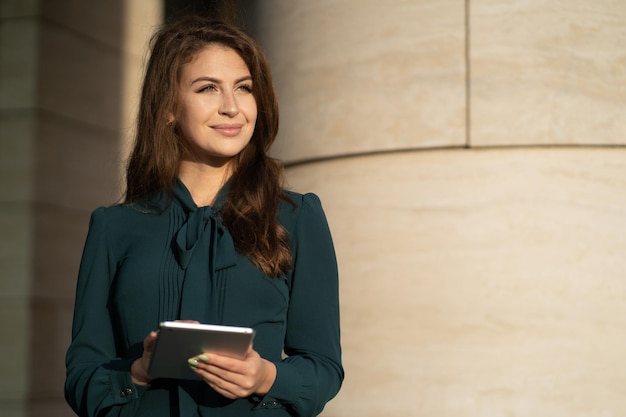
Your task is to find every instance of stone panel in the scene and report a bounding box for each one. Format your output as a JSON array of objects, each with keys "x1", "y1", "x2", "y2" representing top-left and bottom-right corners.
[
  {"x1": 29, "y1": 399, "x2": 74, "y2": 417},
  {"x1": 0, "y1": 0, "x2": 38, "y2": 18},
  {"x1": 471, "y1": 0, "x2": 626, "y2": 146},
  {"x1": 0, "y1": 111, "x2": 34, "y2": 202},
  {"x1": 0, "y1": 203, "x2": 32, "y2": 296},
  {"x1": 254, "y1": 0, "x2": 466, "y2": 163},
  {"x1": 32, "y1": 203, "x2": 90, "y2": 300},
  {"x1": 0, "y1": 297, "x2": 30, "y2": 401},
  {"x1": 28, "y1": 296, "x2": 74, "y2": 401},
  {"x1": 119, "y1": 0, "x2": 163, "y2": 179},
  {"x1": 122, "y1": 0, "x2": 163, "y2": 58},
  {"x1": 0, "y1": 400, "x2": 26, "y2": 417},
  {"x1": 40, "y1": 0, "x2": 124, "y2": 48},
  {"x1": 38, "y1": 21, "x2": 122, "y2": 132},
  {"x1": 0, "y1": 19, "x2": 39, "y2": 110},
  {"x1": 35, "y1": 112, "x2": 123, "y2": 210},
  {"x1": 285, "y1": 148, "x2": 626, "y2": 417},
  {"x1": 0, "y1": 204, "x2": 31, "y2": 416}
]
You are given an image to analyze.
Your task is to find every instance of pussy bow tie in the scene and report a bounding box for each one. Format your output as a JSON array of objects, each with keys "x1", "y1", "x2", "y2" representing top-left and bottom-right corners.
[{"x1": 172, "y1": 182, "x2": 236, "y2": 322}]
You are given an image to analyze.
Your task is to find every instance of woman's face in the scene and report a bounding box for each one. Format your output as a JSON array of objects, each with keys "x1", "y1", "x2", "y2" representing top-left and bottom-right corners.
[{"x1": 174, "y1": 44, "x2": 257, "y2": 166}]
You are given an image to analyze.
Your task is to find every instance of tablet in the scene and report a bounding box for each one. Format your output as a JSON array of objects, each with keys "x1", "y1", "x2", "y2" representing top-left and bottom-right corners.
[{"x1": 148, "y1": 321, "x2": 256, "y2": 380}]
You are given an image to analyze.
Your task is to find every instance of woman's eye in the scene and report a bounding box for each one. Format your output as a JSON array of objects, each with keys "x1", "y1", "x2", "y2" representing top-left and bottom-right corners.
[
  {"x1": 237, "y1": 84, "x2": 253, "y2": 93},
  {"x1": 198, "y1": 84, "x2": 218, "y2": 93}
]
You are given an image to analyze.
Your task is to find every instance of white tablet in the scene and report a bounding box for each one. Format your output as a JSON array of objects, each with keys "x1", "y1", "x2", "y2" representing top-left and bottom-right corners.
[{"x1": 148, "y1": 321, "x2": 256, "y2": 380}]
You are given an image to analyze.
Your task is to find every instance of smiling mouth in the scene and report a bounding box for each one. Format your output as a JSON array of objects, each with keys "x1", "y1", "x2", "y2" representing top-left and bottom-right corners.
[{"x1": 212, "y1": 124, "x2": 243, "y2": 137}]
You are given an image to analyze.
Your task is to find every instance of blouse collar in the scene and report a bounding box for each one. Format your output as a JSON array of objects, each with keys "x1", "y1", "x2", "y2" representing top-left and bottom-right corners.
[{"x1": 172, "y1": 177, "x2": 230, "y2": 214}]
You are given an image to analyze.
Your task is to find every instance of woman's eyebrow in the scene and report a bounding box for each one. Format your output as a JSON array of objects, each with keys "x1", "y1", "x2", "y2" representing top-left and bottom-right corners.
[{"x1": 190, "y1": 75, "x2": 252, "y2": 85}]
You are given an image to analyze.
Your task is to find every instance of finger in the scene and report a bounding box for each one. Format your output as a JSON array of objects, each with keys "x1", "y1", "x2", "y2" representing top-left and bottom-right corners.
[
  {"x1": 210, "y1": 348, "x2": 261, "y2": 367},
  {"x1": 194, "y1": 356, "x2": 245, "y2": 382},
  {"x1": 191, "y1": 355, "x2": 258, "y2": 391},
  {"x1": 187, "y1": 362, "x2": 243, "y2": 398},
  {"x1": 144, "y1": 331, "x2": 158, "y2": 352},
  {"x1": 198, "y1": 353, "x2": 249, "y2": 374},
  {"x1": 193, "y1": 367, "x2": 250, "y2": 399}
]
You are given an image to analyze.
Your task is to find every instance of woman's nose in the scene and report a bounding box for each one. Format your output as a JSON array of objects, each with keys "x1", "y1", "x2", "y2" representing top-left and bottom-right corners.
[{"x1": 219, "y1": 91, "x2": 239, "y2": 117}]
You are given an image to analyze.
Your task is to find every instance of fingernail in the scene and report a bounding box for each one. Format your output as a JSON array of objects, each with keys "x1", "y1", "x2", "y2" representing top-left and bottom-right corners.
[
  {"x1": 187, "y1": 358, "x2": 199, "y2": 368},
  {"x1": 198, "y1": 354, "x2": 209, "y2": 362}
]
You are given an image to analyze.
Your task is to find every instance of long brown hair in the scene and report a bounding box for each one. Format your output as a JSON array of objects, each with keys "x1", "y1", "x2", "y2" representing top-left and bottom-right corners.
[{"x1": 125, "y1": 15, "x2": 292, "y2": 277}]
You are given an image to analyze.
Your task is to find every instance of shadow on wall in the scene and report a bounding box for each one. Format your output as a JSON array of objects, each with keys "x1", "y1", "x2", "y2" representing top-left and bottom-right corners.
[{"x1": 22, "y1": 1, "x2": 126, "y2": 416}]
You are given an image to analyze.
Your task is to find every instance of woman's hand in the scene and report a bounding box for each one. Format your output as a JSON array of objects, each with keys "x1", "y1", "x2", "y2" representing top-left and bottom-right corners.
[
  {"x1": 188, "y1": 346, "x2": 277, "y2": 399},
  {"x1": 131, "y1": 320, "x2": 199, "y2": 385},
  {"x1": 130, "y1": 331, "x2": 158, "y2": 385}
]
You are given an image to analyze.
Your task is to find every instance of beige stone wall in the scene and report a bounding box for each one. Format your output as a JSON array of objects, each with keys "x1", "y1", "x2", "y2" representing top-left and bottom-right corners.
[
  {"x1": 254, "y1": 1, "x2": 626, "y2": 416},
  {"x1": 1, "y1": 3, "x2": 36, "y2": 415},
  {"x1": 471, "y1": 0, "x2": 626, "y2": 146},
  {"x1": 0, "y1": 1, "x2": 160, "y2": 416},
  {"x1": 286, "y1": 149, "x2": 626, "y2": 416},
  {"x1": 256, "y1": 0, "x2": 467, "y2": 161}
]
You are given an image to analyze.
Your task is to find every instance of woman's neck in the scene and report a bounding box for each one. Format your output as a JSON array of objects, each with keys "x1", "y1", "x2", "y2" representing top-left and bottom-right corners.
[{"x1": 178, "y1": 161, "x2": 232, "y2": 207}]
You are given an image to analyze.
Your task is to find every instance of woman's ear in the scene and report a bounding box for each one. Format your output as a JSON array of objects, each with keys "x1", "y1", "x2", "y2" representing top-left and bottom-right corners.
[{"x1": 166, "y1": 112, "x2": 175, "y2": 126}]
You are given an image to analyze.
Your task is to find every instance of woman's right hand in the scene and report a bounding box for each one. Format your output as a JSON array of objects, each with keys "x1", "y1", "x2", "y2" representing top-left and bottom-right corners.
[
  {"x1": 131, "y1": 320, "x2": 198, "y2": 385},
  {"x1": 131, "y1": 331, "x2": 158, "y2": 385}
]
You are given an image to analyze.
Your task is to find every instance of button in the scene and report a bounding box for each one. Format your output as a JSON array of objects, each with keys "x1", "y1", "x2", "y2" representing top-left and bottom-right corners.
[
  {"x1": 120, "y1": 388, "x2": 133, "y2": 397},
  {"x1": 259, "y1": 400, "x2": 281, "y2": 408}
]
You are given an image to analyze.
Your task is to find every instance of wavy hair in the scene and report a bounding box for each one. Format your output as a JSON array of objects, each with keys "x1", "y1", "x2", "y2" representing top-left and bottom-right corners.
[{"x1": 125, "y1": 15, "x2": 292, "y2": 277}]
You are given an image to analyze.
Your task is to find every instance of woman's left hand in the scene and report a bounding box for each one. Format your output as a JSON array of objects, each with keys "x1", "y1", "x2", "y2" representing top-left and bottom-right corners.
[{"x1": 188, "y1": 346, "x2": 277, "y2": 399}]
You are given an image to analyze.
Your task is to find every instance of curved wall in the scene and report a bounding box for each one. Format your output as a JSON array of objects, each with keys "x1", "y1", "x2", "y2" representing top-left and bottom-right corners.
[
  {"x1": 286, "y1": 149, "x2": 626, "y2": 416},
  {"x1": 254, "y1": 0, "x2": 467, "y2": 163},
  {"x1": 253, "y1": 1, "x2": 626, "y2": 416}
]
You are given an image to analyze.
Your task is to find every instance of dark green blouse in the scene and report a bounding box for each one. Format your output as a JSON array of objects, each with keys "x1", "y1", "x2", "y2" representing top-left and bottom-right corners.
[{"x1": 65, "y1": 180, "x2": 343, "y2": 417}]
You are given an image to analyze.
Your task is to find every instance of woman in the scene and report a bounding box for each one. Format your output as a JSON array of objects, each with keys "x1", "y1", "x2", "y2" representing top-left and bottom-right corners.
[{"x1": 65, "y1": 15, "x2": 343, "y2": 417}]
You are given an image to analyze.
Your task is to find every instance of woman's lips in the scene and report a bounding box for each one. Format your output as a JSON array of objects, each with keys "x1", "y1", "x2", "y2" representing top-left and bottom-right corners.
[{"x1": 212, "y1": 124, "x2": 242, "y2": 137}]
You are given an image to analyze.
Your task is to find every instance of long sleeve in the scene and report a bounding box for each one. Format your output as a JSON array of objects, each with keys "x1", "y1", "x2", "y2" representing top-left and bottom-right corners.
[
  {"x1": 262, "y1": 193, "x2": 344, "y2": 416},
  {"x1": 64, "y1": 208, "x2": 146, "y2": 417}
]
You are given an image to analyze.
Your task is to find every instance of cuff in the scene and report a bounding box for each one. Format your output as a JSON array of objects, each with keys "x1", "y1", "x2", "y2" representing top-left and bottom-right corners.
[{"x1": 109, "y1": 359, "x2": 150, "y2": 404}]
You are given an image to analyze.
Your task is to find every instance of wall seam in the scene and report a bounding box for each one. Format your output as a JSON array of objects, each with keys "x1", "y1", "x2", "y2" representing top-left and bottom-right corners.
[
  {"x1": 465, "y1": 0, "x2": 471, "y2": 148},
  {"x1": 283, "y1": 144, "x2": 626, "y2": 168}
]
